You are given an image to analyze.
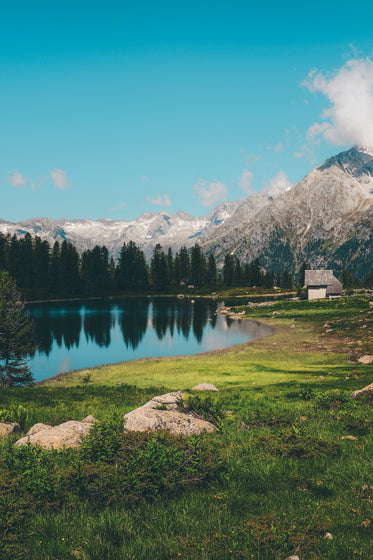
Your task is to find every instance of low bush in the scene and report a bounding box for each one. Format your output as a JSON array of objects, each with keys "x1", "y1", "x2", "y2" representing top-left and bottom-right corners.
[
  {"x1": 80, "y1": 413, "x2": 122, "y2": 463},
  {"x1": 0, "y1": 404, "x2": 28, "y2": 430},
  {"x1": 178, "y1": 394, "x2": 226, "y2": 428}
]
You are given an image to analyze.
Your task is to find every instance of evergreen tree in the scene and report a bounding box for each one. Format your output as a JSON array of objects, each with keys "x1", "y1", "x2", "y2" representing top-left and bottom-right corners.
[
  {"x1": 151, "y1": 244, "x2": 169, "y2": 292},
  {"x1": 0, "y1": 272, "x2": 34, "y2": 387},
  {"x1": 174, "y1": 252, "x2": 181, "y2": 286},
  {"x1": 282, "y1": 271, "x2": 293, "y2": 289},
  {"x1": 81, "y1": 245, "x2": 111, "y2": 296},
  {"x1": 0, "y1": 233, "x2": 8, "y2": 271},
  {"x1": 6, "y1": 234, "x2": 21, "y2": 286},
  {"x1": 178, "y1": 246, "x2": 190, "y2": 285},
  {"x1": 298, "y1": 261, "x2": 310, "y2": 287},
  {"x1": 166, "y1": 247, "x2": 175, "y2": 288},
  {"x1": 59, "y1": 241, "x2": 81, "y2": 296},
  {"x1": 340, "y1": 268, "x2": 357, "y2": 289},
  {"x1": 108, "y1": 256, "x2": 116, "y2": 290},
  {"x1": 207, "y1": 254, "x2": 217, "y2": 286},
  {"x1": 223, "y1": 254, "x2": 235, "y2": 286},
  {"x1": 116, "y1": 241, "x2": 149, "y2": 292},
  {"x1": 190, "y1": 244, "x2": 206, "y2": 287},
  {"x1": 18, "y1": 233, "x2": 34, "y2": 293},
  {"x1": 263, "y1": 270, "x2": 274, "y2": 289},
  {"x1": 49, "y1": 241, "x2": 61, "y2": 296},
  {"x1": 33, "y1": 237, "x2": 50, "y2": 297},
  {"x1": 234, "y1": 258, "x2": 242, "y2": 286}
]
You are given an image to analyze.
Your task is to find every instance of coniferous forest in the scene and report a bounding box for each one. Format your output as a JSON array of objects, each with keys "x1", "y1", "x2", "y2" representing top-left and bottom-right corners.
[{"x1": 0, "y1": 232, "x2": 301, "y2": 300}]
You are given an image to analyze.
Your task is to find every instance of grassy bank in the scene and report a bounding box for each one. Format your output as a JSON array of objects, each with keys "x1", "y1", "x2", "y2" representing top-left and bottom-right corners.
[{"x1": 0, "y1": 296, "x2": 372, "y2": 559}]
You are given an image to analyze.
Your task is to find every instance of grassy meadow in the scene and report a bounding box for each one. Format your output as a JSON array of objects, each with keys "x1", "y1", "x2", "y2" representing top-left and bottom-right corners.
[{"x1": 0, "y1": 294, "x2": 372, "y2": 559}]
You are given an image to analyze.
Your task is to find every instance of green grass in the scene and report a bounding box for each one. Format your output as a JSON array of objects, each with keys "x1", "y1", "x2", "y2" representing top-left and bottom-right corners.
[{"x1": 0, "y1": 295, "x2": 372, "y2": 559}]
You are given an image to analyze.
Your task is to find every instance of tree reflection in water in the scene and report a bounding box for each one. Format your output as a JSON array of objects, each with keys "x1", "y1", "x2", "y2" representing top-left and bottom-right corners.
[
  {"x1": 84, "y1": 301, "x2": 114, "y2": 348},
  {"x1": 117, "y1": 298, "x2": 149, "y2": 350},
  {"x1": 27, "y1": 297, "x2": 275, "y2": 382},
  {"x1": 30, "y1": 297, "x2": 220, "y2": 354}
]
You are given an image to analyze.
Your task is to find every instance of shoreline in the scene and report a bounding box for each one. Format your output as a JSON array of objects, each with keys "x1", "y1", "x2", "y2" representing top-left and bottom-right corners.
[{"x1": 35, "y1": 316, "x2": 278, "y2": 386}]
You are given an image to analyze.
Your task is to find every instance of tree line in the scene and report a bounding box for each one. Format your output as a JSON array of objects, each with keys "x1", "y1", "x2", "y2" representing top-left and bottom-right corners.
[
  {"x1": 0, "y1": 233, "x2": 296, "y2": 300},
  {"x1": 1, "y1": 232, "x2": 369, "y2": 301}
]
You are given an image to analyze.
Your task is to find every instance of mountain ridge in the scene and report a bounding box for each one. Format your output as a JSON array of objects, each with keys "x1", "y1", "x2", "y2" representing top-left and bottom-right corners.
[
  {"x1": 0, "y1": 201, "x2": 243, "y2": 260},
  {"x1": 1, "y1": 146, "x2": 372, "y2": 280},
  {"x1": 202, "y1": 146, "x2": 373, "y2": 280}
]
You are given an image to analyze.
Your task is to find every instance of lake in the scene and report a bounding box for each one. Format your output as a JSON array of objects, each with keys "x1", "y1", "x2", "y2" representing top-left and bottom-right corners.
[{"x1": 27, "y1": 297, "x2": 274, "y2": 382}]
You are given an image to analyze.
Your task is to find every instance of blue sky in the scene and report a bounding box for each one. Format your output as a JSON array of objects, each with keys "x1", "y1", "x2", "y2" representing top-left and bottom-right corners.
[{"x1": 2, "y1": 0, "x2": 373, "y2": 222}]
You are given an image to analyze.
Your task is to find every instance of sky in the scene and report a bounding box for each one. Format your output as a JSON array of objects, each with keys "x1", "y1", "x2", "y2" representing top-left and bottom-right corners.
[{"x1": 2, "y1": 0, "x2": 373, "y2": 223}]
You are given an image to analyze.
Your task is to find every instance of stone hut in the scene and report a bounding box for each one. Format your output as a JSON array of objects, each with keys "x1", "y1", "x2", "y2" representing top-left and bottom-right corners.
[{"x1": 305, "y1": 270, "x2": 342, "y2": 301}]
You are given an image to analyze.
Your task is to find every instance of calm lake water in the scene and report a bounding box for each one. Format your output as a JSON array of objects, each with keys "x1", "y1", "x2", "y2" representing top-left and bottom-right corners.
[{"x1": 27, "y1": 297, "x2": 274, "y2": 382}]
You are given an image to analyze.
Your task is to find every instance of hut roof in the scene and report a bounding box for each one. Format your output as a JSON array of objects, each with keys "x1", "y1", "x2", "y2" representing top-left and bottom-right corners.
[
  {"x1": 304, "y1": 270, "x2": 334, "y2": 286},
  {"x1": 326, "y1": 278, "x2": 343, "y2": 295}
]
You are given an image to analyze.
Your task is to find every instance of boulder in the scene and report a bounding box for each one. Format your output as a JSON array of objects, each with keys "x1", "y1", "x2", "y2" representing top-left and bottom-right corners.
[
  {"x1": 351, "y1": 382, "x2": 373, "y2": 400},
  {"x1": 82, "y1": 415, "x2": 97, "y2": 423},
  {"x1": 14, "y1": 420, "x2": 95, "y2": 450},
  {"x1": 191, "y1": 383, "x2": 219, "y2": 392},
  {"x1": 0, "y1": 422, "x2": 21, "y2": 437},
  {"x1": 123, "y1": 391, "x2": 216, "y2": 436},
  {"x1": 26, "y1": 423, "x2": 52, "y2": 436},
  {"x1": 357, "y1": 355, "x2": 373, "y2": 365}
]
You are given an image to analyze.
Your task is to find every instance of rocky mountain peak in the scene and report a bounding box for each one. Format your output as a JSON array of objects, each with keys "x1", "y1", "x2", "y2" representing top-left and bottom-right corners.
[
  {"x1": 202, "y1": 146, "x2": 373, "y2": 281},
  {"x1": 318, "y1": 146, "x2": 373, "y2": 180}
]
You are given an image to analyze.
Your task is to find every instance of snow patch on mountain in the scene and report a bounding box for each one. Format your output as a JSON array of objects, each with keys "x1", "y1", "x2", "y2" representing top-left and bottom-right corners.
[{"x1": 0, "y1": 201, "x2": 242, "y2": 259}]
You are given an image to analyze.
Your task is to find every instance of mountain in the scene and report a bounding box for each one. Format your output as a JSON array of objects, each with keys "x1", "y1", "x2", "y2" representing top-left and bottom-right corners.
[
  {"x1": 2, "y1": 147, "x2": 372, "y2": 280},
  {"x1": 202, "y1": 146, "x2": 373, "y2": 281},
  {"x1": 0, "y1": 201, "x2": 242, "y2": 260}
]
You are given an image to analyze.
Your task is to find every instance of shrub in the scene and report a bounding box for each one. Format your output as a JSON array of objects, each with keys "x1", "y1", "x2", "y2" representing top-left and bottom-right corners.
[
  {"x1": 80, "y1": 414, "x2": 122, "y2": 463},
  {"x1": 0, "y1": 404, "x2": 29, "y2": 430},
  {"x1": 178, "y1": 394, "x2": 225, "y2": 428}
]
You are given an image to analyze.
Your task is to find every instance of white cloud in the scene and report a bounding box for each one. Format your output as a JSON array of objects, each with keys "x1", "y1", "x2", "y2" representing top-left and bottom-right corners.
[
  {"x1": 266, "y1": 171, "x2": 293, "y2": 197},
  {"x1": 274, "y1": 142, "x2": 283, "y2": 153},
  {"x1": 110, "y1": 202, "x2": 126, "y2": 211},
  {"x1": 147, "y1": 193, "x2": 172, "y2": 207},
  {"x1": 8, "y1": 171, "x2": 27, "y2": 187},
  {"x1": 193, "y1": 179, "x2": 228, "y2": 207},
  {"x1": 293, "y1": 144, "x2": 316, "y2": 163},
  {"x1": 303, "y1": 57, "x2": 373, "y2": 146},
  {"x1": 238, "y1": 170, "x2": 253, "y2": 194},
  {"x1": 50, "y1": 168, "x2": 69, "y2": 189}
]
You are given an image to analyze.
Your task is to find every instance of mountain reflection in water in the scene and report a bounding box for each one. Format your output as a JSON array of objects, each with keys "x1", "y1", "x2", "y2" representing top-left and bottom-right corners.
[{"x1": 27, "y1": 297, "x2": 274, "y2": 381}]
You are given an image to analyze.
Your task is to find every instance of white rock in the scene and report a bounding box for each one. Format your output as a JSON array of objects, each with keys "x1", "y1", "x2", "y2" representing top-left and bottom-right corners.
[
  {"x1": 123, "y1": 392, "x2": 216, "y2": 436},
  {"x1": 0, "y1": 422, "x2": 20, "y2": 437},
  {"x1": 15, "y1": 420, "x2": 95, "y2": 450},
  {"x1": 191, "y1": 383, "x2": 219, "y2": 391}
]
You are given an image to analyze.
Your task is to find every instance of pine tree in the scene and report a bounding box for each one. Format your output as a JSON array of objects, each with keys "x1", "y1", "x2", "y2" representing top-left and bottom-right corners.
[
  {"x1": 0, "y1": 233, "x2": 8, "y2": 271},
  {"x1": 0, "y1": 272, "x2": 34, "y2": 387},
  {"x1": 207, "y1": 254, "x2": 217, "y2": 286},
  {"x1": 223, "y1": 254, "x2": 235, "y2": 286},
  {"x1": 298, "y1": 261, "x2": 310, "y2": 288},
  {"x1": 190, "y1": 244, "x2": 206, "y2": 287},
  {"x1": 151, "y1": 244, "x2": 169, "y2": 292},
  {"x1": 116, "y1": 241, "x2": 149, "y2": 292},
  {"x1": 49, "y1": 241, "x2": 61, "y2": 296},
  {"x1": 234, "y1": 258, "x2": 242, "y2": 286},
  {"x1": 33, "y1": 237, "x2": 50, "y2": 298},
  {"x1": 178, "y1": 246, "x2": 190, "y2": 285}
]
